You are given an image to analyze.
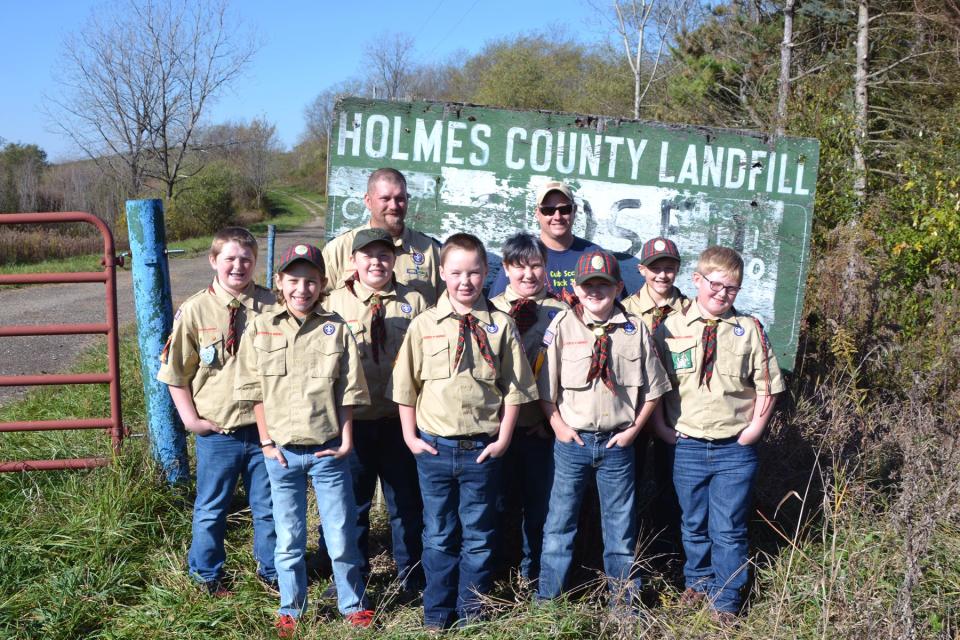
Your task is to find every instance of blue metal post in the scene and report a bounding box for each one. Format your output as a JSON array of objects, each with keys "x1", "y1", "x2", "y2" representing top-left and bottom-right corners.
[
  {"x1": 126, "y1": 199, "x2": 189, "y2": 484},
  {"x1": 265, "y1": 224, "x2": 276, "y2": 285}
]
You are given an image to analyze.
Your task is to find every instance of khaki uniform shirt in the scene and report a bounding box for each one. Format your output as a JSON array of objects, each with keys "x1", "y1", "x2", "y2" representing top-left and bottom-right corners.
[
  {"x1": 157, "y1": 279, "x2": 275, "y2": 432},
  {"x1": 389, "y1": 292, "x2": 539, "y2": 437},
  {"x1": 538, "y1": 306, "x2": 671, "y2": 433},
  {"x1": 326, "y1": 280, "x2": 427, "y2": 420},
  {"x1": 656, "y1": 300, "x2": 785, "y2": 439},
  {"x1": 322, "y1": 222, "x2": 442, "y2": 305},
  {"x1": 490, "y1": 286, "x2": 569, "y2": 428},
  {"x1": 623, "y1": 284, "x2": 687, "y2": 333},
  {"x1": 234, "y1": 304, "x2": 370, "y2": 446}
]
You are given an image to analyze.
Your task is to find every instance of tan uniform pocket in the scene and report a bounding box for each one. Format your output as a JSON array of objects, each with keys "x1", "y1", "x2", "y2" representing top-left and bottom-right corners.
[
  {"x1": 614, "y1": 343, "x2": 643, "y2": 387},
  {"x1": 422, "y1": 339, "x2": 450, "y2": 380},
  {"x1": 560, "y1": 345, "x2": 593, "y2": 389},
  {"x1": 254, "y1": 336, "x2": 287, "y2": 376},
  {"x1": 198, "y1": 335, "x2": 224, "y2": 369},
  {"x1": 312, "y1": 342, "x2": 343, "y2": 378},
  {"x1": 665, "y1": 337, "x2": 697, "y2": 375},
  {"x1": 716, "y1": 342, "x2": 752, "y2": 379}
]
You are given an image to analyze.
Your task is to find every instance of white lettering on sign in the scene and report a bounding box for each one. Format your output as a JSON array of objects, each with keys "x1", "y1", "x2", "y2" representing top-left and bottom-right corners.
[
  {"x1": 469, "y1": 124, "x2": 491, "y2": 166},
  {"x1": 365, "y1": 114, "x2": 389, "y2": 158},
  {"x1": 506, "y1": 126, "x2": 527, "y2": 169},
  {"x1": 557, "y1": 131, "x2": 576, "y2": 174},
  {"x1": 445, "y1": 121, "x2": 467, "y2": 165},
  {"x1": 530, "y1": 129, "x2": 552, "y2": 172},
  {"x1": 659, "y1": 142, "x2": 675, "y2": 183}
]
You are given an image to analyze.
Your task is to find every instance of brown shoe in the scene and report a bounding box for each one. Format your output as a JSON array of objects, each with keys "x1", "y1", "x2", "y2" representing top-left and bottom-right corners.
[
  {"x1": 679, "y1": 587, "x2": 706, "y2": 607},
  {"x1": 711, "y1": 610, "x2": 738, "y2": 627}
]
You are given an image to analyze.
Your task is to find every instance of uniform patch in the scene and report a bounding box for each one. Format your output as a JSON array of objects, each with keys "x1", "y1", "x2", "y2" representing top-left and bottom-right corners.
[
  {"x1": 400, "y1": 303, "x2": 413, "y2": 314},
  {"x1": 624, "y1": 322, "x2": 637, "y2": 335},
  {"x1": 412, "y1": 251, "x2": 425, "y2": 265},
  {"x1": 174, "y1": 308, "x2": 182, "y2": 321},
  {"x1": 199, "y1": 344, "x2": 216, "y2": 365},
  {"x1": 322, "y1": 323, "x2": 336, "y2": 335},
  {"x1": 734, "y1": 325, "x2": 745, "y2": 336},
  {"x1": 542, "y1": 329, "x2": 555, "y2": 346},
  {"x1": 671, "y1": 348, "x2": 695, "y2": 371},
  {"x1": 485, "y1": 323, "x2": 498, "y2": 334}
]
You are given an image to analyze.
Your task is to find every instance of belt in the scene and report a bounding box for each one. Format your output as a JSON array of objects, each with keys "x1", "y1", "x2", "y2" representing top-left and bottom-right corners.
[{"x1": 418, "y1": 430, "x2": 491, "y2": 451}]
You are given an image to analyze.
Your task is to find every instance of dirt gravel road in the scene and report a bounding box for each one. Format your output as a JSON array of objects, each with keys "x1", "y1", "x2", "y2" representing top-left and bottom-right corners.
[{"x1": 0, "y1": 214, "x2": 325, "y2": 408}]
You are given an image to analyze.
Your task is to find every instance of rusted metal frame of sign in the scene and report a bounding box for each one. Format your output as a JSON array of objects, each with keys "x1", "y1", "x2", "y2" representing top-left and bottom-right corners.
[
  {"x1": 0, "y1": 212, "x2": 124, "y2": 472},
  {"x1": 327, "y1": 98, "x2": 820, "y2": 371}
]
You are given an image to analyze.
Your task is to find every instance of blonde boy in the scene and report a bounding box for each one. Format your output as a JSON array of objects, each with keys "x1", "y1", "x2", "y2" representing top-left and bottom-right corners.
[
  {"x1": 390, "y1": 233, "x2": 538, "y2": 629},
  {"x1": 157, "y1": 226, "x2": 276, "y2": 595},
  {"x1": 652, "y1": 245, "x2": 784, "y2": 622}
]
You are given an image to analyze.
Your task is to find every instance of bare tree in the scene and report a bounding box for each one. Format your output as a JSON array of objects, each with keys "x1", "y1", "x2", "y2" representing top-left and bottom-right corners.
[
  {"x1": 853, "y1": 0, "x2": 869, "y2": 202},
  {"x1": 47, "y1": 0, "x2": 256, "y2": 201},
  {"x1": 775, "y1": 0, "x2": 797, "y2": 137},
  {"x1": 365, "y1": 32, "x2": 417, "y2": 100},
  {"x1": 239, "y1": 117, "x2": 278, "y2": 209},
  {"x1": 303, "y1": 79, "x2": 366, "y2": 144}
]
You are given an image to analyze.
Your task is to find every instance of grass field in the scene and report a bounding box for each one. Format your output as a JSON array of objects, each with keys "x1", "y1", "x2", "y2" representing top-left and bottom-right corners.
[{"x1": 1, "y1": 336, "x2": 957, "y2": 638}]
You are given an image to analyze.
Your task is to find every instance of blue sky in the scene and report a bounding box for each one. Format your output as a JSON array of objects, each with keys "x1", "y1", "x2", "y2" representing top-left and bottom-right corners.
[{"x1": 1, "y1": 0, "x2": 606, "y2": 162}]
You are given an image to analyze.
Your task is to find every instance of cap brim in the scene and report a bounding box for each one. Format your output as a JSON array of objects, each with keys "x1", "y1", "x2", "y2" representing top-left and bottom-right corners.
[
  {"x1": 277, "y1": 256, "x2": 322, "y2": 273},
  {"x1": 640, "y1": 254, "x2": 681, "y2": 266},
  {"x1": 576, "y1": 273, "x2": 619, "y2": 285}
]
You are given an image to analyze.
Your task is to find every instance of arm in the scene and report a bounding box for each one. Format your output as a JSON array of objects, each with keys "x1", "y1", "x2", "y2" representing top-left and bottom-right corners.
[
  {"x1": 399, "y1": 403, "x2": 437, "y2": 455},
  {"x1": 608, "y1": 397, "x2": 659, "y2": 448},
  {"x1": 737, "y1": 393, "x2": 779, "y2": 445},
  {"x1": 649, "y1": 402, "x2": 678, "y2": 444},
  {"x1": 255, "y1": 401, "x2": 286, "y2": 466},
  {"x1": 477, "y1": 403, "x2": 518, "y2": 463},
  {"x1": 317, "y1": 405, "x2": 354, "y2": 458},
  {"x1": 167, "y1": 384, "x2": 221, "y2": 435},
  {"x1": 541, "y1": 400, "x2": 584, "y2": 446}
]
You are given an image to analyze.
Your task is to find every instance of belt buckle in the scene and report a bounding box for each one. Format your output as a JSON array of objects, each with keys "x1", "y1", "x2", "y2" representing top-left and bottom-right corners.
[{"x1": 458, "y1": 440, "x2": 477, "y2": 450}]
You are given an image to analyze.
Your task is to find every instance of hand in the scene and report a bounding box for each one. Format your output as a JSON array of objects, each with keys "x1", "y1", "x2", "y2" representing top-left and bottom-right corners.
[
  {"x1": 184, "y1": 418, "x2": 222, "y2": 436},
  {"x1": 315, "y1": 440, "x2": 352, "y2": 459},
  {"x1": 405, "y1": 437, "x2": 438, "y2": 456},
  {"x1": 263, "y1": 444, "x2": 287, "y2": 467},
  {"x1": 476, "y1": 438, "x2": 509, "y2": 463},
  {"x1": 553, "y1": 422, "x2": 584, "y2": 446},
  {"x1": 606, "y1": 428, "x2": 639, "y2": 449},
  {"x1": 737, "y1": 423, "x2": 764, "y2": 446}
]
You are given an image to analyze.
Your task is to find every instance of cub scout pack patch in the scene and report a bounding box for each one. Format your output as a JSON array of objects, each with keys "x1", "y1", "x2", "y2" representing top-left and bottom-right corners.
[
  {"x1": 671, "y1": 346, "x2": 695, "y2": 371},
  {"x1": 199, "y1": 344, "x2": 216, "y2": 365},
  {"x1": 322, "y1": 323, "x2": 336, "y2": 335}
]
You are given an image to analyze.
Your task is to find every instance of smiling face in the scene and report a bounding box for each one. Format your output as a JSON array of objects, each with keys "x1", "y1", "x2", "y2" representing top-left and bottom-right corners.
[
  {"x1": 693, "y1": 269, "x2": 740, "y2": 319},
  {"x1": 536, "y1": 190, "x2": 576, "y2": 248},
  {"x1": 364, "y1": 178, "x2": 407, "y2": 237},
  {"x1": 209, "y1": 240, "x2": 256, "y2": 297},
  {"x1": 276, "y1": 261, "x2": 324, "y2": 318},
  {"x1": 440, "y1": 247, "x2": 487, "y2": 313},
  {"x1": 351, "y1": 241, "x2": 395, "y2": 291},
  {"x1": 504, "y1": 256, "x2": 546, "y2": 298},
  {"x1": 639, "y1": 257, "x2": 680, "y2": 301},
  {"x1": 574, "y1": 277, "x2": 623, "y2": 321}
]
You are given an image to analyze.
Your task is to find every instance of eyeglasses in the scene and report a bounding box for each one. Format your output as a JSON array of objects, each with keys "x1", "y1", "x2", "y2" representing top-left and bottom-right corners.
[
  {"x1": 538, "y1": 204, "x2": 574, "y2": 217},
  {"x1": 698, "y1": 273, "x2": 741, "y2": 296}
]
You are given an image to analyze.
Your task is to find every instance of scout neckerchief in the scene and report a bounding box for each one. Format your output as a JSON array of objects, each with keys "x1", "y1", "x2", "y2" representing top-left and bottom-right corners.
[
  {"x1": 562, "y1": 289, "x2": 619, "y2": 393},
  {"x1": 209, "y1": 284, "x2": 243, "y2": 356},
  {"x1": 650, "y1": 305, "x2": 671, "y2": 332},
  {"x1": 345, "y1": 273, "x2": 388, "y2": 364},
  {"x1": 454, "y1": 312, "x2": 496, "y2": 370},
  {"x1": 698, "y1": 319, "x2": 718, "y2": 389},
  {"x1": 508, "y1": 298, "x2": 538, "y2": 335}
]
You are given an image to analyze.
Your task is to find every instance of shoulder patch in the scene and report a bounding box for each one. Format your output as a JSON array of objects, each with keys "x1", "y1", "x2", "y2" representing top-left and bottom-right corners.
[
  {"x1": 174, "y1": 308, "x2": 182, "y2": 321},
  {"x1": 542, "y1": 329, "x2": 555, "y2": 346}
]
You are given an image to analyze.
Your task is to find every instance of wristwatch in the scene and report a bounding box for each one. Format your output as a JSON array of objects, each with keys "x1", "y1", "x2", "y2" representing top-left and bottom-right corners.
[{"x1": 259, "y1": 439, "x2": 276, "y2": 448}]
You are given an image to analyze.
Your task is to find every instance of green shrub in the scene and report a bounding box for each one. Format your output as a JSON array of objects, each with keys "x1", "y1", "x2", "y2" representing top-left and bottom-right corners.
[{"x1": 165, "y1": 164, "x2": 237, "y2": 240}]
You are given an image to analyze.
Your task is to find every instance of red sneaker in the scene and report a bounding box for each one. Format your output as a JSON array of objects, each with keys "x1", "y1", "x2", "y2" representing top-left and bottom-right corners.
[
  {"x1": 345, "y1": 609, "x2": 375, "y2": 628},
  {"x1": 275, "y1": 614, "x2": 297, "y2": 638}
]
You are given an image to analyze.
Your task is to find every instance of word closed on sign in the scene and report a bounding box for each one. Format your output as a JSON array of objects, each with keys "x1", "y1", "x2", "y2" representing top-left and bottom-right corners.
[{"x1": 327, "y1": 98, "x2": 819, "y2": 371}]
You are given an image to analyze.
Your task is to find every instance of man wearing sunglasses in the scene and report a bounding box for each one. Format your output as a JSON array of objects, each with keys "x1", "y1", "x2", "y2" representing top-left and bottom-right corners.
[{"x1": 488, "y1": 181, "x2": 604, "y2": 297}]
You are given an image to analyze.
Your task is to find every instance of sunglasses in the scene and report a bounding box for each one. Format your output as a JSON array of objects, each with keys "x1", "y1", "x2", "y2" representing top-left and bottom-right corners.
[{"x1": 538, "y1": 204, "x2": 574, "y2": 217}]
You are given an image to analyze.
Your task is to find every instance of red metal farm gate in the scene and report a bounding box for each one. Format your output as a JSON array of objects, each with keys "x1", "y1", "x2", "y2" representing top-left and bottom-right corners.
[{"x1": 0, "y1": 212, "x2": 124, "y2": 471}]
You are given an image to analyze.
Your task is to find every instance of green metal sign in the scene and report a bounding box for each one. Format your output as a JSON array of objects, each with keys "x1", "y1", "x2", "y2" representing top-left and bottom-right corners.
[{"x1": 327, "y1": 97, "x2": 819, "y2": 370}]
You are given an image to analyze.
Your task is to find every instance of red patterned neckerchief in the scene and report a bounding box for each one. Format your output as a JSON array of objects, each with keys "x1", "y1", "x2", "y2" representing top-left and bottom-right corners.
[
  {"x1": 508, "y1": 297, "x2": 539, "y2": 335},
  {"x1": 561, "y1": 290, "x2": 619, "y2": 393},
  {"x1": 698, "y1": 319, "x2": 719, "y2": 389},
  {"x1": 345, "y1": 274, "x2": 387, "y2": 364},
  {"x1": 650, "y1": 305, "x2": 672, "y2": 331},
  {"x1": 453, "y1": 313, "x2": 496, "y2": 370},
  {"x1": 209, "y1": 284, "x2": 243, "y2": 356}
]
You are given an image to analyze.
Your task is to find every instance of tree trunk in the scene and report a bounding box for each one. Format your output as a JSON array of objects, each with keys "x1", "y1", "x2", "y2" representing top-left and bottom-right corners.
[
  {"x1": 775, "y1": 0, "x2": 796, "y2": 137},
  {"x1": 853, "y1": 0, "x2": 869, "y2": 204}
]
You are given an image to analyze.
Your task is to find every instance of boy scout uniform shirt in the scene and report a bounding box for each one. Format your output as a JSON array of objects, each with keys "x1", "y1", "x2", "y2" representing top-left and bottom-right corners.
[
  {"x1": 326, "y1": 280, "x2": 427, "y2": 420},
  {"x1": 656, "y1": 301, "x2": 786, "y2": 440},
  {"x1": 538, "y1": 306, "x2": 671, "y2": 433},
  {"x1": 322, "y1": 222, "x2": 442, "y2": 304},
  {"x1": 389, "y1": 291, "x2": 539, "y2": 438},
  {"x1": 490, "y1": 286, "x2": 568, "y2": 428},
  {"x1": 157, "y1": 279, "x2": 275, "y2": 432},
  {"x1": 234, "y1": 304, "x2": 370, "y2": 446},
  {"x1": 623, "y1": 285, "x2": 686, "y2": 332}
]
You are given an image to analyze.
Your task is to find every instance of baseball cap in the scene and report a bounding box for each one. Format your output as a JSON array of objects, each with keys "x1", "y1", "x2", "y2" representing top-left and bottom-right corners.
[
  {"x1": 351, "y1": 228, "x2": 394, "y2": 253},
  {"x1": 639, "y1": 237, "x2": 681, "y2": 266},
  {"x1": 535, "y1": 180, "x2": 575, "y2": 207},
  {"x1": 277, "y1": 243, "x2": 324, "y2": 273},
  {"x1": 575, "y1": 250, "x2": 621, "y2": 285}
]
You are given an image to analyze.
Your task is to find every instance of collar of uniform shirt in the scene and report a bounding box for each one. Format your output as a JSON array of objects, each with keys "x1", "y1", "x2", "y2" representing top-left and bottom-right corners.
[
  {"x1": 685, "y1": 300, "x2": 738, "y2": 326},
  {"x1": 210, "y1": 277, "x2": 258, "y2": 310},
  {"x1": 580, "y1": 305, "x2": 628, "y2": 328},
  {"x1": 636, "y1": 283, "x2": 682, "y2": 315},
  {"x1": 269, "y1": 304, "x2": 336, "y2": 322},
  {"x1": 503, "y1": 285, "x2": 550, "y2": 304},
  {"x1": 435, "y1": 290, "x2": 494, "y2": 325},
  {"x1": 352, "y1": 278, "x2": 398, "y2": 303}
]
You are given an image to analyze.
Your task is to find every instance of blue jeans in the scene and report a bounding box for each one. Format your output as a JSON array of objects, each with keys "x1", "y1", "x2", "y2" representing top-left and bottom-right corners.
[
  {"x1": 416, "y1": 431, "x2": 504, "y2": 628},
  {"x1": 318, "y1": 418, "x2": 424, "y2": 590},
  {"x1": 265, "y1": 441, "x2": 368, "y2": 618},
  {"x1": 502, "y1": 427, "x2": 554, "y2": 581},
  {"x1": 673, "y1": 436, "x2": 758, "y2": 613},
  {"x1": 189, "y1": 425, "x2": 276, "y2": 584},
  {"x1": 538, "y1": 432, "x2": 639, "y2": 601}
]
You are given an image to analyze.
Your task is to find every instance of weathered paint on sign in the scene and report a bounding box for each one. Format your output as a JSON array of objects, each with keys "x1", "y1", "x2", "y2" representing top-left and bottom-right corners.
[{"x1": 327, "y1": 98, "x2": 819, "y2": 370}]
